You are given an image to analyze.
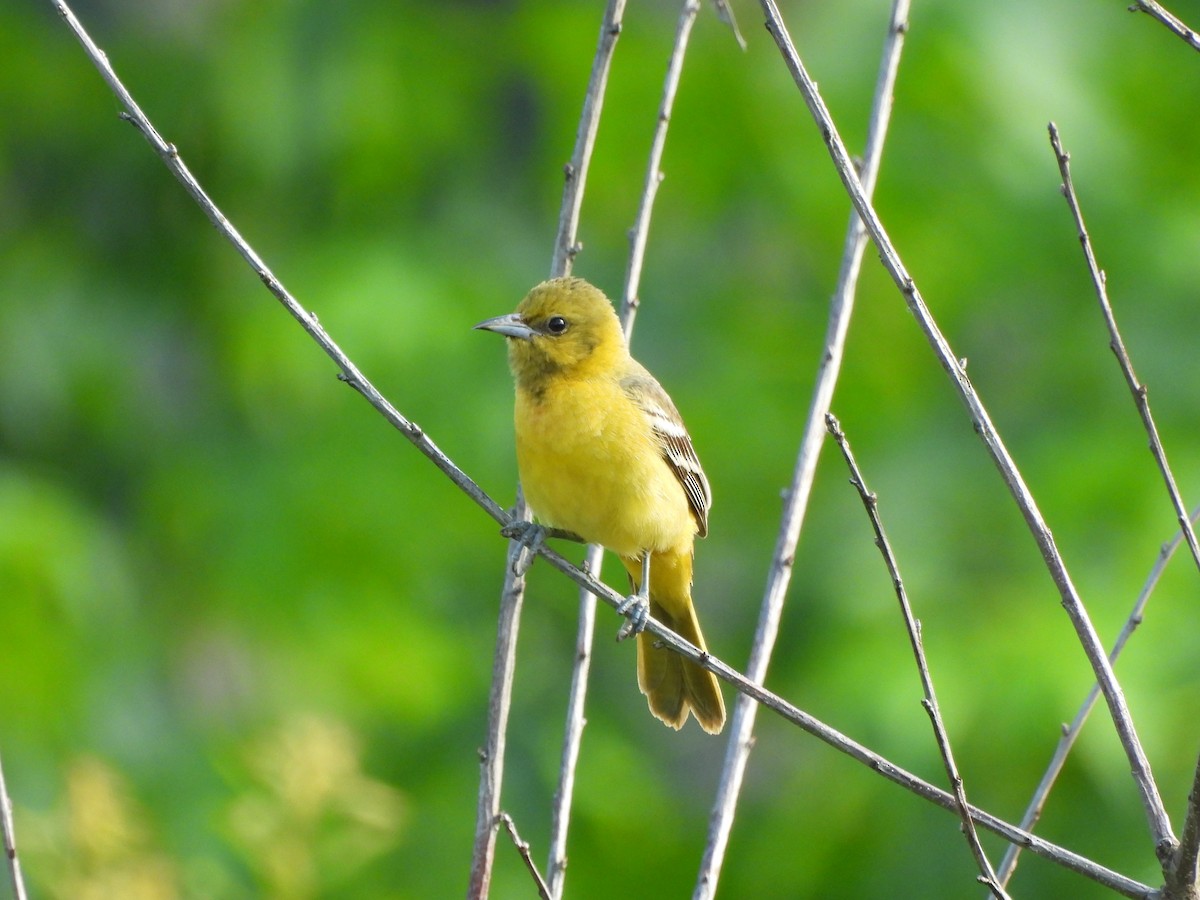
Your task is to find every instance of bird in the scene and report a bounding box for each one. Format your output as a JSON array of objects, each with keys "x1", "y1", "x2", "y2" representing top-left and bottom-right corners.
[{"x1": 475, "y1": 276, "x2": 725, "y2": 734}]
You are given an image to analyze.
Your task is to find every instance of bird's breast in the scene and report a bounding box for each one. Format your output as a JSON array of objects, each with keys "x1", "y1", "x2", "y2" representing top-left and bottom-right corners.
[{"x1": 514, "y1": 377, "x2": 694, "y2": 557}]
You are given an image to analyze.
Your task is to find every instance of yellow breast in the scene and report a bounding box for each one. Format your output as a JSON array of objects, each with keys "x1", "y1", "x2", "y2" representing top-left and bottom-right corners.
[{"x1": 514, "y1": 375, "x2": 695, "y2": 558}]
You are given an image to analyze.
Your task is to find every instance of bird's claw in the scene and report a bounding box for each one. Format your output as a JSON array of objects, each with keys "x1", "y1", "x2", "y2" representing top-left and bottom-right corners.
[
  {"x1": 503, "y1": 520, "x2": 546, "y2": 576},
  {"x1": 615, "y1": 593, "x2": 649, "y2": 642}
]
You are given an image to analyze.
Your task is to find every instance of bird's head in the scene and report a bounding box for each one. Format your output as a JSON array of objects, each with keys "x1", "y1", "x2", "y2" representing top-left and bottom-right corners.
[{"x1": 475, "y1": 277, "x2": 626, "y2": 383}]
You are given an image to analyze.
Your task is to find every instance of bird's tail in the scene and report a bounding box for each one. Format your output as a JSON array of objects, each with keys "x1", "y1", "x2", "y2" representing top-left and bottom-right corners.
[{"x1": 623, "y1": 552, "x2": 726, "y2": 734}]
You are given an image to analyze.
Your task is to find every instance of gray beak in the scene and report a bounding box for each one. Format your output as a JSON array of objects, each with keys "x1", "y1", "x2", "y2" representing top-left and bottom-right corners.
[{"x1": 474, "y1": 313, "x2": 536, "y2": 340}]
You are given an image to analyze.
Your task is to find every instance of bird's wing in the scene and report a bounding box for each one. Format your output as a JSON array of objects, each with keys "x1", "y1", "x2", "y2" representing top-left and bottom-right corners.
[{"x1": 621, "y1": 367, "x2": 712, "y2": 537}]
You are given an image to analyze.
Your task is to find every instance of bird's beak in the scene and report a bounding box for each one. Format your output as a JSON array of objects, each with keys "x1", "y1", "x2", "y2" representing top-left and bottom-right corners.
[{"x1": 474, "y1": 313, "x2": 536, "y2": 340}]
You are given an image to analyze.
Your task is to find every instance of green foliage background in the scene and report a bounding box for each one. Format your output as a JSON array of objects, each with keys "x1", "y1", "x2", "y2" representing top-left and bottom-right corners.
[{"x1": 2, "y1": 0, "x2": 1199, "y2": 896}]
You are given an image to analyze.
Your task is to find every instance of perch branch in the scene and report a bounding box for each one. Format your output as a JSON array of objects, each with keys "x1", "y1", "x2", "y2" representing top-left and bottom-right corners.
[
  {"x1": 526, "y1": 541, "x2": 1154, "y2": 899},
  {"x1": 694, "y1": 1, "x2": 910, "y2": 896},
  {"x1": 546, "y1": 3, "x2": 692, "y2": 896},
  {"x1": 1128, "y1": 0, "x2": 1200, "y2": 52},
  {"x1": 755, "y1": 0, "x2": 1175, "y2": 862},
  {"x1": 828, "y1": 415, "x2": 1009, "y2": 898},
  {"x1": 0, "y1": 751, "x2": 28, "y2": 900},
  {"x1": 995, "y1": 505, "x2": 1200, "y2": 891}
]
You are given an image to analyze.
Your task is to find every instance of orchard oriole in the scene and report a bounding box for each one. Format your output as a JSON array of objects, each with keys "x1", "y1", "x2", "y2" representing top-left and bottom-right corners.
[{"x1": 476, "y1": 277, "x2": 725, "y2": 734}]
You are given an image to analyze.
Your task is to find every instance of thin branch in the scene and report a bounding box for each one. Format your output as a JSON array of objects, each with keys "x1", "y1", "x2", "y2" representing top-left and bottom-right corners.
[
  {"x1": 545, "y1": 546, "x2": 599, "y2": 899},
  {"x1": 1128, "y1": 0, "x2": 1200, "y2": 52},
  {"x1": 693, "y1": 2, "x2": 910, "y2": 895},
  {"x1": 0, "y1": 751, "x2": 29, "y2": 900},
  {"x1": 473, "y1": 2, "x2": 626, "y2": 897},
  {"x1": 996, "y1": 505, "x2": 1200, "y2": 892},
  {"x1": 828, "y1": 415, "x2": 1009, "y2": 898},
  {"x1": 550, "y1": 0, "x2": 627, "y2": 277},
  {"x1": 546, "y1": 4, "x2": 693, "y2": 896},
  {"x1": 50, "y1": 0, "x2": 505, "y2": 529},
  {"x1": 1049, "y1": 122, "x2": 1200, "y2": 577},
  {"x1": 619, "y1": 0, "x2": 700, "y2": 335},
  {"x1": 1173, "y1": 754, "x2": 1200, "y2": 896},
  {"x1": 498, "y1": 813, "x2": 553, "y2": 900},
  {"x1": 755, "y1": 0, "x2": 1176, "y2": 862},
  {"x1": 1049, "y1": 120, "x2": 1200, "y2": 890},
  {"x1": 468, "y1": 556, "x2": 530, "y2": 900},
  {"x1": 709, "y1": 0, "x2": 747, "y2": 51}
]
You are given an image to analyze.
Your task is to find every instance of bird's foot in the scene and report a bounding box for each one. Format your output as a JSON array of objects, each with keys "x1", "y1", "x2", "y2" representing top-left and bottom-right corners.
[
  {"x1": 615, "y1": 593, "x2": 649, "y2": 642},
  {"x1": 501, "y1": 520, "x2": 546, "y2": 576}
]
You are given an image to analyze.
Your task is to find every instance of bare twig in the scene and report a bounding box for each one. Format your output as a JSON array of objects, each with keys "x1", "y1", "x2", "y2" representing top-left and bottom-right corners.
[
  {"x1": 620, "y1": 0, "x2": 700, "y2": 336},
  {"x1": 1172, "y1": 754, "x2": 1200, "y2": 897},
  {"x1": 0, "y1": 751, "x2": 28, "y2": 900},
  {"x1": 1128, "y1": 0, "x2": 1200, "y2": 52},
  {"x1": 468, "y1": 557, "x2": 530, "y2": 900},
  {"x1": 546, "y1": 4, "x2": 693, "y2": 895},
  {"x1": 51, "y1": 0, "x2": 505, "y2": 530},
  {"x1": 1049, "y1": 120, "x2": 1200, "y2": 890},
  {"x1": 1049, "y1": 122, "x2": 1200, "y2": 576},
  {"x1": 755, "y1": 0, "x2": 1175, "y2": 862},
  {"x1": 473, "y1": 3, "x2": 626, "y2": 897},
  {"x1": 550, "y1": 0, "x2": 627, "y2": 277},
  {"x1": 693, "y1": 3, "x2": 910, "y2": 896},
  {"x1": 710, "y1": 0, "x2": 747, "y2": 51},
  {"x1": 996, "y1": 505, "x2": 1200, "y2": 892},
  {"x1": 498, "y1": 812, "x2": 553, "y2": 900},
  {"x1": 828, "y1": 415, "x2": 1009, "y2": 898},
  {"x1": 545, "y1": 549, "x2": 599, "y2": 898}
]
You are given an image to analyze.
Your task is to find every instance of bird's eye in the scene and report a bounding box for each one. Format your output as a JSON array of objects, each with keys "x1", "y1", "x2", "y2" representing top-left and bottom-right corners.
[{"x1": 546, "y1": 316, "x2": 569, "y2": 335}]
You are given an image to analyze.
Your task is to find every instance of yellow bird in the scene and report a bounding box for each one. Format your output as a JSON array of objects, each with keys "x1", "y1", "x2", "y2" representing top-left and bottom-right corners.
[{"x1": 476, "y1": 277, "x2": 726, "y2": 734}]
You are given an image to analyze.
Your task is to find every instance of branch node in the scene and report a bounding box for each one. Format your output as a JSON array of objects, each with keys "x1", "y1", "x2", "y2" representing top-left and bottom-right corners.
[{"x1": 1156, "y1": 836, "x2": 1180, "y2": 866}]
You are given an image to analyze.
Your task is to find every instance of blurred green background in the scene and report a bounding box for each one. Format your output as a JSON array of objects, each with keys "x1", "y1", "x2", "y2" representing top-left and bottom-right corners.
[{"x1": 3, "y1": 0, "x2": 1199, "y2": 896}]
